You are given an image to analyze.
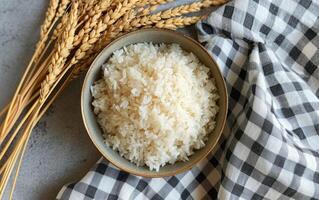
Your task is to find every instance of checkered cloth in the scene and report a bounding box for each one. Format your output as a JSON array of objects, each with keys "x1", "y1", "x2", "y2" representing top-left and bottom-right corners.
[{"x1": 57, "y1": 0, "x2": 319, "y2": 199}]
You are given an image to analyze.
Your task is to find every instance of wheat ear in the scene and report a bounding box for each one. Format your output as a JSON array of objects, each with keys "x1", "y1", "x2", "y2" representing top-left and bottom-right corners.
[
  {"x1": 70, "y1": 0, "x2": 139, "y2": 66},
  {"x1": 73, "y1": 0, "x2": 111, "y2": 46},
  {"x1": 137, "y1": 0, "x2": 172, "y2": 15},
  {"x1": 72, "y1": 10, "x2": 202, "y2": 79},
  {"x1": 25, "y1": 0, "x2": 72, "y2": 88},
  {"x1": 52, "y1": 15, "x2": 69, "y2": 41},
  {"x1": 71, "y1": 8, "x2": 204, "y2": 78},
  {"x1": 40, "y1": 2, "x2": 78, "y2": 102},
  {"x1": 24, "y1": 0, "x2": 72, "y2": 87},
  {"x1": 57, "y1": 0, "x2": 71, "y2": 17},
  {"x1": 155, "y1": 16, "x2": 204, "y2": 29},
  {"x1": 83, "y1": 0, "x2": 139, "y2": 59},
  {"x1": 34, "y1": 0, "x2": 59, "y2": 62},
  {"x1": 159, "y1": 0, "x2": 226, "y2": 19},
  {"x1": 79, "y1": 0, "x2": 98, "y2": 19},
  {"x1": 102, "y1": 0, "x2": 139, "y2": 25},
  {"x1": 129, "y1": 0, "x2": 221, "y2": 29},
  {"x1": 72, "y1": 10, "x2": 137, "y2": 78},
  {"x1": 136, "y1": 0, "x2": 172, "y2": 7},
  {"x1": 51, "y1": 0, "x2": 72, "y2": 41}
]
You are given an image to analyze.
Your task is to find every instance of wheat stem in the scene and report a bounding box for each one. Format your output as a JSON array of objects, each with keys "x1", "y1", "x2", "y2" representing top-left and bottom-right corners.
[
  {"x1": 0, "y1": 96, "x2": 20, "y2": 139},
  {"x1": 0, "y1": 103, "x2": 9, "y2": 118},
  {"x1": 0, "y1": 157, "x2": 15, "y2": 198},
  {"x1": 0, "y1": 127, "x2": 27, "y2": 199},
  {"x1": 0, "y1": 107, "x2": 39, "y2": 200},
  {"x1": 4, "y1": 66, "x2": 76, "y2": 199},
  {"x1": 0, "y1": 102, "x2": 38, "y2": 161},
  {"x1": 24, "y1": 44, "x2": 53, "y2": 87},
  {"x1": 0, "y1": 159, "x2": 8, "y2": 175},
  {"x1": 0, "y1": 53, "x2": 51, "y2": 142},
  {"x1": 8, "y1": 116, "x2": 37, "y2": 200}
]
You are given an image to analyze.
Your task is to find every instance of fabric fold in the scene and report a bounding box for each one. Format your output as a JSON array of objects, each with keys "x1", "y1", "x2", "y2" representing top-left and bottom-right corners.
[{"x1": 57, "y1": 0, "x2": 319, "y2": 199}]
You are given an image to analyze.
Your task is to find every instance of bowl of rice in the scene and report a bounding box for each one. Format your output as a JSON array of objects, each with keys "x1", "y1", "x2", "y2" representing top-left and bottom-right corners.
[{"x1": 81, "y1": 29, "x2": 227, "y2": 177}]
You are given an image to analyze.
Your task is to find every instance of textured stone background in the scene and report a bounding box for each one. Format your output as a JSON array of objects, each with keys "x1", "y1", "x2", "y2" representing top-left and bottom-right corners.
[{"x1": 0, "y1": 0, "x2": 200, "y2": 199}]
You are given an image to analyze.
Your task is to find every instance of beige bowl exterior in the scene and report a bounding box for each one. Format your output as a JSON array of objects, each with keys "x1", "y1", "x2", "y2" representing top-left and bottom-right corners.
[{"x1": 81, "y1": 28, "x2": 228, "y2": 177}]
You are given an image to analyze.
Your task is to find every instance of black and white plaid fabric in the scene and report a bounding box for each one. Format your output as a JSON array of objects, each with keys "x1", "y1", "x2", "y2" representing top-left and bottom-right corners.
[{"x1": 57, "y1": 0, "x2": 319, "y2": 199}]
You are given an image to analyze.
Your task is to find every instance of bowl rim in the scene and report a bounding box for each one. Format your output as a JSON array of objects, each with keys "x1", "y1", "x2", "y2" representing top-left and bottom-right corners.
[{"x1": 81, "y1": 28, "x2": 228, "y2": 177}]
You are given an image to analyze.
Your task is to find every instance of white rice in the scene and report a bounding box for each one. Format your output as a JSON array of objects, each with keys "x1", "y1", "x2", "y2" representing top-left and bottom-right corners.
[{"x1": 91, "y1": 43, "x2": 219, "y2": 171}]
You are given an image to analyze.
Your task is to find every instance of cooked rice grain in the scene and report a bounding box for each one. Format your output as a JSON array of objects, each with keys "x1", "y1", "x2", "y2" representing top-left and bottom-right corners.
[{"x1": 91, "y1": 43, "x2": 219, "y2": 171}]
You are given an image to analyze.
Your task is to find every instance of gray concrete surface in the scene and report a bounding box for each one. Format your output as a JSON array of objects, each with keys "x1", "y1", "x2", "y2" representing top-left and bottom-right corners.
[
  {"x1": 1, "y1": 1, "x2": 100, "y2": 199},
  {"x1": 0, "y1": 0, "x2": 200, "y2": 199}
]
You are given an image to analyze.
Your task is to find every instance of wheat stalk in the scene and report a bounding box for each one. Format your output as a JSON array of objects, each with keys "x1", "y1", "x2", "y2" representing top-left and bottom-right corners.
[
  {"x1": 18, "y1": 0, "x2": 72, "y2": 104},
  {"x1": 0, "y1": 0, "x2": 60, "y2": 139},
  {"x1": 0, "y1": 3, "x2": 78, "y2": 198},
  {"x1": 128, "y1": 0, "x2": 220, "y2": 29},
  {"x1": 26, "y1": 0, "x2": 72, "y2": 86},
  {"x1": 0, "y1": 0, "x2": 78, "y2": 165},
  {"x1": 34, "y1": 0, "x2": 70, "y2": 63},
  {"x1": 40, "y1": 2, "x2": 78, "y2": 102},
  {"x1": 34, "y1": 0, "x2": 60, "y2": 63}
]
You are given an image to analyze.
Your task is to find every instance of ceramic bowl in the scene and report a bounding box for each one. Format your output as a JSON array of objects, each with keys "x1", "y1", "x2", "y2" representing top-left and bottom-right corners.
[{"x1": 81, "y1": 28, "x2": 228, "y2": 177}]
